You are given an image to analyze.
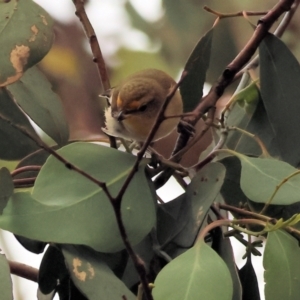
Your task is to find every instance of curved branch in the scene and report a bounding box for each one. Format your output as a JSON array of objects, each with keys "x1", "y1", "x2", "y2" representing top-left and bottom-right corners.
[{"x1": 8, "y1": 260, "x2": 38, "y2": 282}]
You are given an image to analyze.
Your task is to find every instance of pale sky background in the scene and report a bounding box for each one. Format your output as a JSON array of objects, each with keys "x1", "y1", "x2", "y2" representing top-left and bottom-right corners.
[{"x1": 1, "y1": 1, "x2": 264, "y2": 299}]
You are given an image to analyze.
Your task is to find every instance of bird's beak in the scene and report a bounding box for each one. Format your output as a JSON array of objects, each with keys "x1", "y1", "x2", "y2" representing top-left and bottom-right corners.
[
  {"x1": 112, "y1": 110, "x2": 125, "y2": 121},
  {"x1": 117, "y1": 111, "x2": 125, "y2": 121}
]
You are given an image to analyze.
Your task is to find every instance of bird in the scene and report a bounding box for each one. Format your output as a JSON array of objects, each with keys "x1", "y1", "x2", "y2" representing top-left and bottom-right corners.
[{"x1": 102, "y1": 69, "x2": 183, "y2": 142}]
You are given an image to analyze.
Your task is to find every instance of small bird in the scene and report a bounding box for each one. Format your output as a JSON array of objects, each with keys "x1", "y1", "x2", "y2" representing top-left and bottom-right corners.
[{"x1": 103, "y1": 69, "x2": 183, "y2": 142}]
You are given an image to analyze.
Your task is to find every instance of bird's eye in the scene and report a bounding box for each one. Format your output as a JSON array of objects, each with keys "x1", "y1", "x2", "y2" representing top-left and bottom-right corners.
[{"x1": 139, "y1": 104, "x2": 148, "y2": 112}]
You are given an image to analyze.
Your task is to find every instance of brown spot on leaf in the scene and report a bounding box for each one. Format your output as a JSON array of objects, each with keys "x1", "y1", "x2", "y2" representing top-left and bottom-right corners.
[
  {"x1": 72, "y1": 258, "x2": 87, "y2": 281},
  {"x1": 40, "y1": 14, "x2": 48, "y2": 25},
  {"x1": 87, "y1": 263, "x2": 95, "y2": 279},
  {"x1": 0, "y1": 45, "x2": 30, "y2": 86},
  {"x1": 72, "y1": 258, "x2": 95, "y2": 282},
  {"x1": 29, "y1": 25, "x2": 38, "y2": 42}
]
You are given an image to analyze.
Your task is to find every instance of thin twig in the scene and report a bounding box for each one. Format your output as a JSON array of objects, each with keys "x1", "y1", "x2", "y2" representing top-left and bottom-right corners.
[
  {"x1": 204, "y1": 6, "x2": 268, "y2": 19},
  {"x1": 13, "y1": 177, "x2": 36, "y2": 187},
  {"x1": 8, "y1": 260, "x2": 38, "y2": 282},
  {"x1": 72, "y1": 0, "x2": 117, "y2": 149},
  {"x1": 233, "y1": 0, "x2": 299, "y2": 81},
  {"x1": 11, "y1": 166, "x2": 41, "y2": 177},
  {"x1": 109, "y1": 74, "x2": 187, "y2": 300},
  {"x1": 0, "y1": 112, "x2": 113, "y2": 201},
  {"x1": 175, "y1": 0, "x2": 295, "y2": 157},
  {"x1": 72, "y1": 0, "x2": 110, "y2": 91}
]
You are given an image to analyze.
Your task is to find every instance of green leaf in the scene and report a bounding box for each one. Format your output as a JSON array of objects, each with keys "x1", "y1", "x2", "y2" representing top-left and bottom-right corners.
[
  {"x1": 62, "y1": 245, "x2": 135, "y2": 300},
  {"x1": 0, "y1": 143, "x2": 156, "y2": 252},
  {"x1": 0, "y1": 88, "x2": 39, "y2": 160},
  {"x1": 172, "y1": 162, "x2": 225, "y2": 248},
  {"x1": 220, "y1": 156, "x2": 249, "y2": 208},
  {"x1": 263, "y1": 230, "x2": 300, "y2": 300},
  {"x1": 0, "y1": 253, "x2": 13, "y2": 300},
  {"x1": 237, "y1": 155, "x2": 300, "y2": 205},
  {"x1": 14, "y1": 235, "x2": 47, "y2": 254},
  {"x1": 235, "y1": 100, "x2": 280, "y2": 159},
  {"x1": 153, "y1": 240, "x2": 233, "y2": 300},
  {"x1": 0, "y1": 0, "x2": 54, "y2": 86},
  {"x1": 212, "y1": 227, "x2": 242, "y2": 300},
  {"x1": 234, "y1": 80, "x2": 260, "y2": 109},
  {"x1": 156, "y1": 194, "x2": 189, "y2": 247},
  {"x1": 38, "y1": 246, "x2": 68, "y2": 294},
  {"x1": 260, "y1": 33, "x2": 300, "y2": 166},
  {"x1": 7, "y1": 66, "x2": 69, "y2": 145},
  {"x1": 180, "y1": 28, "x2": 213, "y2": 112},
  {"x1": 225, "y1": 101, "x2": 257, "y2": 153},
  {"x1": 0, "y1": 168, "x2": 14, "y2": 214},
  {"x1": 239, "y1": 256, "x2": 260, "y2": 300}
]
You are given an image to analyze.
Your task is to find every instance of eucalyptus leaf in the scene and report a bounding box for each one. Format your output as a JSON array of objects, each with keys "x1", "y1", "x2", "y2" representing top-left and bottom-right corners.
[
  {"x1": 0, "y1": 88, "x2": 39, "y2": 160},
  {"x1": 212, "y1": 227, "x2": 242, "y2": 300},
  {"x1": 7, "y1": 66, "x2": 69, "y2": 145},
  {"x1": 156, "y1": 194, "x2": 189, "y2": 246},
  {"x1": 172, "y1": 162, "x2": 225, "y2": 248},
  {"x1": 180, "y1": 27, "x2": 213, "y2": 112},
  {"x1": 39, "y1": 246, "x2": 68, "y2": 294},
  {"x1": 0, "y1": 143, "x2": 156, "y2": 252},
  {"x1": 220, "y1": 156, "x2": 249, "y2": 208},
  {"x1": 260, "y1": 33, "x2": 300, "y2": 167},
  {"x1": 0, "y1": 168, "x2": 14, "y2": 214},
  {"x1": 153, "y1": 240, "x2": 233, "y2": 300},
  {"x1": 0, "y1": 0, "x2": 54, "y2": 86},
  {"x1": 0, "y1": 253, "x2": 13, "y2": 300},
  {"x1": 239, "y1": 256, "x2": 260, "y2": 300},
  {"x1": 264, "y1": 230, "x2": 300, "y2": 300},
  {"x1": 235, "y1": 100, "x2": 280, "y2": 158},
  {"x1": 238, "y1": 155, "x2": 300, "y2": 205},
  {"x1": 62, "y1": 245, "x2": 135, "y2": 300}
]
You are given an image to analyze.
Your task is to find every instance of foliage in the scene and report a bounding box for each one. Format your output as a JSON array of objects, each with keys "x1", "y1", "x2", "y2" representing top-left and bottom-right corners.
[{"x1": 0, "y1": 1, "x2": 300, "y2": 300}]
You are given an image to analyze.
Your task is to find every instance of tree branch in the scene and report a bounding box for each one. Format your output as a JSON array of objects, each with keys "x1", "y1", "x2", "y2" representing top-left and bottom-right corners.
[
  {"x1": 8, "y1": 260, "x2": 38, "y2": 282},
  {"x1": 177, "y1": 0, "x2": 295, "y2": 158}
]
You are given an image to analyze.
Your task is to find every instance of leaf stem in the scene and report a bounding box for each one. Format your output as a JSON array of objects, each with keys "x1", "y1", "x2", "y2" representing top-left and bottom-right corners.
[
  {"x1": 203, "y1": 6, "x2": 268, "y2": 19},
  {"x1": 8, "y1": 259, "x2": 38, "y2": 282},
  {"x1": 176, "y1": 0, "x2": 295, "y2": 156},
  {"x1": 260, "y1": 169, "x2": 300, "y2": 214},
  {"x1": 11, "y1": 166, "x2": 41, "y2": 177},
  {"x1": 198, "y1": 218, "x2": 266, "y2": 240}
]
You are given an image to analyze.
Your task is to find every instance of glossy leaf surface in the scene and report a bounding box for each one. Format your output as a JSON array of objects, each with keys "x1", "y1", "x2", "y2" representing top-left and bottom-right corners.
[
  {"x1": 260, "y1": 33, "x2": 300, "y2": 167},
  {"x1": 238, "y1": 155, "x2": 300, "y2": 205},
  {"x1": 180, "y1": 28, "x2": 213, "y2": 112},
  {"x1": 0, "y1": 88, "x2": 39, "y2": 160},
  {"x1": 153, "y1": 240, "x2": 233, "y2": 300},
  {"x1": 172, "y1": 162, "x2": 225, "y2": 247},
  {"x1": 0, "y1": 0, "x2": 54, "y2": 86},
  {"x1": 62, "y1": 245, "x2": 135, "y2": 300},
  {"x1": 7, "y1": 66, "x2": 69, "y2": 145},
  {"x1": 264, "y1": 230, "x2": 300, "y2": 300},
  {"x1": 0, "y1": 143, "x2": 156, "y2": 252}
]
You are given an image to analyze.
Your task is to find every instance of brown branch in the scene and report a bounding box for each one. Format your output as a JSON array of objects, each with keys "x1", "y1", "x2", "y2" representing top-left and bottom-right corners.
[
  {"x1": 204, "y1": 6, "x2": 268, "y2": 19},
  {"x1": 72, "y1": 0, "x2": 117, "y2": 149},
  {"x1": 13, "y1": 177, "x2": 36, "y2": 187},
  {"x1": 234, "y1": 0, "x2": 300, "y2": 80},
  {"x1": 108, "y1": 73, "x2": 188, "y2": 300},
  {"x1": 172, "y1": 0, "x2": 295, "y2": 163},
  {"x1": 72, "y1": 0, "x2": 110, "y2": 91},
  {"x1": 116, "y1": 72, "x2": 187, "y2": 202},
  {"x1": 0, "y1": 112, "x2": 113, "y2": 201},
  {"x1": 11, "y1": 166, "x2": 41, "y2": 177},
  {"x1": 8, "y1": 260, "x2": 38, "y2": 282}
]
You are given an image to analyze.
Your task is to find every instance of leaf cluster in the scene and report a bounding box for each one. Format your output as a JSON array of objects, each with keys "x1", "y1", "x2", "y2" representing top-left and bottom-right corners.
[{"x1": 1, "y1": 1, "x2": 300, "y2": 300}]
